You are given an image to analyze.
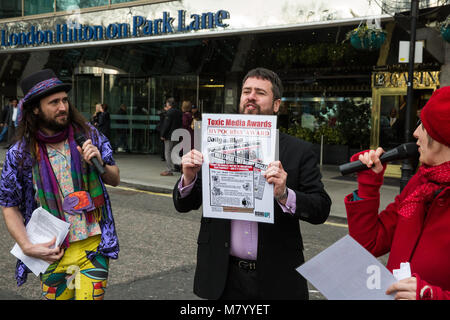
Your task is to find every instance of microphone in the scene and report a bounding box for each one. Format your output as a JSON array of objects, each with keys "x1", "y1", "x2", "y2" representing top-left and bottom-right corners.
[
  {"x1": 339, "y1": 142, "x2": 419, "y2": 176},
  {"x1": 74, "y1": 132, "x2": 106, "y2": 175}
]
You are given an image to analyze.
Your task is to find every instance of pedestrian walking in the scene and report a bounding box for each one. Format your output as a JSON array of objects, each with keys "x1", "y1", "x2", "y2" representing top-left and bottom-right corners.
[
  {"x1": 155, "y1": 104, "x2": 168, "y2": 161},
  {"x1": 160, "y1": 97, "x2": 182, "y2": 176}
]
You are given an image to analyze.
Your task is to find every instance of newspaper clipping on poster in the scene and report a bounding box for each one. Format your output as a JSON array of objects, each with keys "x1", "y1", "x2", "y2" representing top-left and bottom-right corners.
[{"x1": 201, "y1": 113, "x2": 277, "y2": 223}]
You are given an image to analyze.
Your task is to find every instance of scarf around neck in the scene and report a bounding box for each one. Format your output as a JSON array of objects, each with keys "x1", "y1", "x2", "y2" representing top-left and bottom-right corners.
[
  {"x1": 32, "y1": 125, "x2": 106, "y2": 246},
  {"x1": 398, "y1": 161, "x2": 450, "y2": 219}
]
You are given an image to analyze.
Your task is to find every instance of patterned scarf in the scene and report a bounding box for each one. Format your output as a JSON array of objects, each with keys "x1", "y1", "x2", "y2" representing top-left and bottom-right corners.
[
  {"x1": 398, "y1": 160, "x2": 450, "y2": 218},
  {"x1": 32, "y1": 125, "x2": 106, "y2": 246}
]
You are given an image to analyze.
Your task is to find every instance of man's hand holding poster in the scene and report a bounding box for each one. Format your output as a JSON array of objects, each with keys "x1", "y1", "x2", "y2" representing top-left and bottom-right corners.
[{"x1": 201, "y1": 113, "x2": 277, "y2": 223}]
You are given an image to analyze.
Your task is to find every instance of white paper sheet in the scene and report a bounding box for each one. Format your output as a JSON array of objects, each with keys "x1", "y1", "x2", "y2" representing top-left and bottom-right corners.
[
  {"x1": 10, "y1": 207, "x2": 70, "y2": 276},
  {"x1": 393, "y1": 262, "x2": 411, "y2": 281},
  {"x1": 201, "y1": 114, "x2": 277, "y2": 223},
  {"x1": 297, "y1": 235, "x2": 396, "y2": 300}
]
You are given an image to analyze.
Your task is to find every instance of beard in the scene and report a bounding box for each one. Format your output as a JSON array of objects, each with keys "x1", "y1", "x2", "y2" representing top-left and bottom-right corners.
[
  {"x1": 38, "y1": 109, "x2": 70, "y2": 132},
  {"x1": 239, "y1": 101, "x2": 261, "y2": 114},
  {"x1": 239, "y1": 100, "x2": 276, "y2": 115}
]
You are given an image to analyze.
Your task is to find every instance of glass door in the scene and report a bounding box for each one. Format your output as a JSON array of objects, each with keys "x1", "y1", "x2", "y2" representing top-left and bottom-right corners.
[
  {"x1": 371, "y1": 88, "x2": 433, "y2": 177},
  {"x1": 151, "y1": 75, "x2": 198, "y2": 109},
  {"x1": 104, "y1": 75, "x2": 152, "y2": 153},
  {"x1": 149, "y1": 75, "x2": 198, "y2": 156},
  {"x1": 198, "y1": 75, "x2": 225, "y2": 114},
  {"x1": 74, "y1": 72, "x2": 206, "y2": 153},
  {"x1": 74, "y1": 74, "x2": 102, "y2": 121},
  {"x1": 372, "y1": 90, "x2": 407, "y2": 151}
]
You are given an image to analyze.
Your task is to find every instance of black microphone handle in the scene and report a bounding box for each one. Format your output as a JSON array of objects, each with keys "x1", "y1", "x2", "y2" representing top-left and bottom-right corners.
[
  {"x1": 339, "y1": 159, "x2": 370, "y2": 176},
  {"x1": 339, "y1": 144, "x2": 419, "y2": 176},
  {"x1": 74, "y1": 133, "x2": 106, "y2": 175},
  {"x1": 88, "y1": 155, "x2": 106, "y2": 176},
  {"x1": 339, "y1": 143, "x2": 418, "y2": 176},
  {"x1": 339, "y1": 148, "x2": 398, "y2": 175}
]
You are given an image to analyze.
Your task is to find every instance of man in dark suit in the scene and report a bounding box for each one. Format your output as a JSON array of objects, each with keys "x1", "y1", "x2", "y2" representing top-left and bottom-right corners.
[
  {"x1": 172, "y1": 68, "x2": 331, "y2": 299},
  {"x1": 160, "y1": 97, "x2": 182, "y2": 176}
]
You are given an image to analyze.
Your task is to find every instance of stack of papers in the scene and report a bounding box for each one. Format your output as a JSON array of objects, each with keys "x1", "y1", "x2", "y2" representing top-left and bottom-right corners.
[
  {"x1": 10, "y1": 207, "x2": 70, "y2": 276},
  {"x1": 297, "y1": 235, "x2": 397, "y2": 300}
]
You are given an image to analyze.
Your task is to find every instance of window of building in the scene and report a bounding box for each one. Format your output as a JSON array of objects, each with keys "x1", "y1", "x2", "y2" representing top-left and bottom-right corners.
[
  {"x1": 56, "y1": 0, "x2": 109, "y2": 11},
  {"x1": 24, "y1": 0, "x2": 54, "y2": 16},
  {"x1": 111, "y1": 0, "x2": 135, "y2": 3},
  {"x1": 0, "y1": 2, "x2": 22, "y2": 19},
  {"x1": 2, "y1": 1, "x2": 167, "y2": 19}
]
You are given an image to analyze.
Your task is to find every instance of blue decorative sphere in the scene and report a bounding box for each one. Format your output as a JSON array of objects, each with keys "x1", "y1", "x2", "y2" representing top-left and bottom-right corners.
[
  {"x1": 441, "y1": 26, "x2": 450, "y2": 42},
  {"x1": 349, "y1": 30, "x2": 386, "y2": 50}
]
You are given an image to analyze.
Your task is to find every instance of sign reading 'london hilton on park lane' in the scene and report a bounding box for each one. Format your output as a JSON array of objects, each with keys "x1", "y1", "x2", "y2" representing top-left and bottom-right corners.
[{"x1": 0, "y1": 9, "x2": 230, "y2": 48}]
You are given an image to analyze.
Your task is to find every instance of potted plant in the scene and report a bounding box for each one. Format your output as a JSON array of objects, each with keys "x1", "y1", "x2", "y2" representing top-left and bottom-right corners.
[
  {"x1": 280, "y1": 124, "x2": 320, "y2": 162},
  {"x1": 313, "y1": 125, "x2": 349, "y2": 165},
  {"x1": 346, "y1": 23, "x2": 386, "y2": 50},
  {"x1": 336, "y1": 99, "x2": 371, "y2": 152},
  {"x1": 439, "y1": 15, "x2": 450, "y2": 43}
]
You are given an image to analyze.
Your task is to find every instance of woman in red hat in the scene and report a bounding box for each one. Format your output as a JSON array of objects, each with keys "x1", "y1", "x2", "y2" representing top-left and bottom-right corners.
[{"x1": 345, "y1": 86, "x2": 450, "y2": 300}]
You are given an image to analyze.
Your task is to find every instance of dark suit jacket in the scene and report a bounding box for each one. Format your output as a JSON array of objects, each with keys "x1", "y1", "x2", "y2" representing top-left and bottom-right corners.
[
  {"x1": 97, "y1": 111, "x2": 111, "y2": 139},
  {"x1": 160, "y1": 107, "x2": 182, "y2": 139},
  {"x1": 172, "y1": 132, "x2": 331, "y2": 299}
]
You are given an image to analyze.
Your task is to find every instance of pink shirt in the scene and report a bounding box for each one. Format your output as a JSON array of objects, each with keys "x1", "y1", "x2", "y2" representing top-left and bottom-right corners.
[{"x1": 178, "y1": 174, "x2": 296, "y2": 260}]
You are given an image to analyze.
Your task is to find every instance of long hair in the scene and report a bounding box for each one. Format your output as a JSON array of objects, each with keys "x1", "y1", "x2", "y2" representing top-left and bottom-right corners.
[
  {"x1": 16, "y1": 99, "x2": 90, "y2": 159},
  {"x1": 181, "y1": 100, "x2": 192, "y2": 112}
]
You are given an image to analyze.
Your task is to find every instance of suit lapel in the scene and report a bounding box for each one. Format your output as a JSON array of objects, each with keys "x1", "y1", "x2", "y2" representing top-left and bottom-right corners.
[{"x1": 277, "y1": 133, "x2": 287, "y2": 163}]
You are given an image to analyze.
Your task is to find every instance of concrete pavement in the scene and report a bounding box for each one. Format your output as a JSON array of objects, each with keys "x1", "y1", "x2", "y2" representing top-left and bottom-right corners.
[{"x1": 0, "y1": 142, "x2": 402, "y2": 220}]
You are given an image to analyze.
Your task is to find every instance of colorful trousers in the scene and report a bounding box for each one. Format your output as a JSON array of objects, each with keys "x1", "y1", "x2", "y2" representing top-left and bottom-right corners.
[{"x1": 40, "y1": 235, "x2": 109, "y2": 300}]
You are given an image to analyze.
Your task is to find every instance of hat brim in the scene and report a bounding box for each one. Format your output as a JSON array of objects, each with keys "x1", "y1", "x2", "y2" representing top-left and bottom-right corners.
[{"x1": 23, "y1": 83, "x2": 72, "y2": 107}]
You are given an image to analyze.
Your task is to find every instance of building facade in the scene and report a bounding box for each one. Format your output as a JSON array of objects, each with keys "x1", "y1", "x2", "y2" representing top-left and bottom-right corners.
[{"x1": 0, "y1": 0, "x2": 448, "y2": 158}]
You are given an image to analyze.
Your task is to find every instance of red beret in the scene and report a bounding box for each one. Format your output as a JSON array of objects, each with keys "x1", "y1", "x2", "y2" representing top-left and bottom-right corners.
[{"x1": 420, "y1": 86, "x2": 450, "y2": 148}]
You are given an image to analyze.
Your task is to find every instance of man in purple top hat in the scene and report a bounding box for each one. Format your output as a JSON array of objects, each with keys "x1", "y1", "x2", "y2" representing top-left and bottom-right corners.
[{"x1": 0, "y1": 69, "x2": 120, "y2": 300}]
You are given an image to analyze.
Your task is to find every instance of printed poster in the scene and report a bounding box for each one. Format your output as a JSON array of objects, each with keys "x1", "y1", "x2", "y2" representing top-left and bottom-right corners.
[{"x1": 201, "y1": 113, "x2": 277, "y2": 223}]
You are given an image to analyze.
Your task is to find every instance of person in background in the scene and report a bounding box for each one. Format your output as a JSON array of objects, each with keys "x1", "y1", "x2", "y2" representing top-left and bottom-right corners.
[
  {"x1": 98, "y1": 103, "x2": 111, "y2": 140},
  {"x1": 91, "y1": 103, "x2": 102, "y2": 128},
  {"x1": 389, "y1": 107, "x2": 401, "y2": 142},
  {"x1": 155, "y1": 104, "x2": 168, "y2": 161},
  {"x1": 4, "y1": 98, "x2": 18, "y2": 148},
  {"x1": 116, "y1": 103, "x2": 128, "y2": 152},
  {"x1": 191, "y1": 105, "x2": 200, "y2": 122},
  {"x1": 181, "y1": 100, "x2": 194, "y2": 150},
  {"x1": 91, "y1": 103, "x2": 110, "y2": 140},
  {"x1": 344, "y1": 86, "x2": 450, "y2": 300},
  {"x1": 160, "y1": 97, "x2": 182, "y2": 176}
]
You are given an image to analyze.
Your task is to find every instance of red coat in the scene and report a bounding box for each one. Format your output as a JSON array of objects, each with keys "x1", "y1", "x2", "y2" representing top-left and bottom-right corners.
[{"x1": 345, "y1": 170, "x2": 450, "y2": 300}]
